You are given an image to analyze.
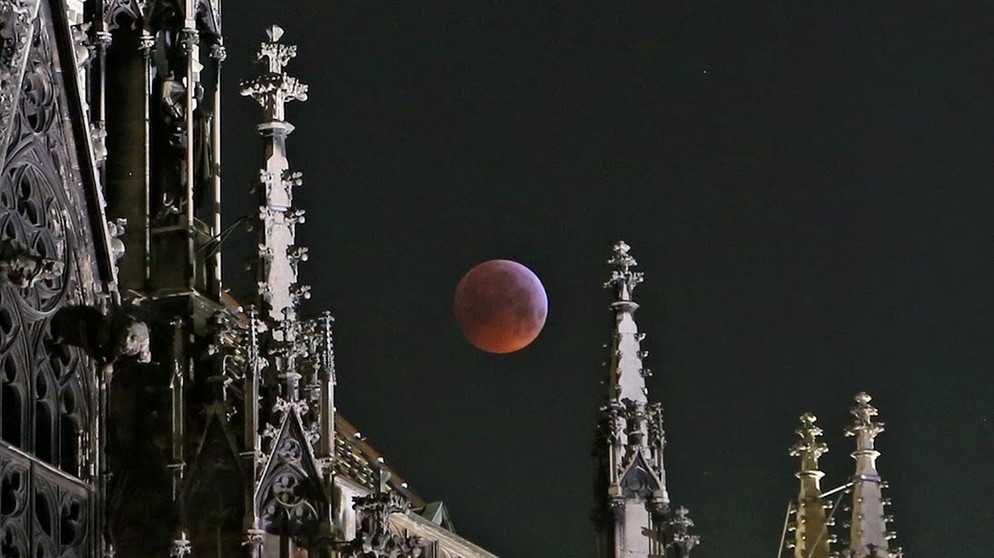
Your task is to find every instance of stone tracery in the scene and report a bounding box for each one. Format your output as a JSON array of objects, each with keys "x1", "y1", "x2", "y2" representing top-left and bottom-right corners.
[{"x1": 0, "y1": 3, "x2": 100, "y2": 556}]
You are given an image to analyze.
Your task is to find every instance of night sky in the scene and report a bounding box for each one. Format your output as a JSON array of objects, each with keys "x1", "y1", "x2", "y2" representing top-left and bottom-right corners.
[{"x1": 221, "y1": 3, "x2": 993, "y2": 557}]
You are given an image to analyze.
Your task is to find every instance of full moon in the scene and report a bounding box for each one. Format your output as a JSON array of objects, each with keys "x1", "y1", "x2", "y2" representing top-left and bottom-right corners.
[{"x1": 453, "y1": 260, "x2": 548, "y2": 354}]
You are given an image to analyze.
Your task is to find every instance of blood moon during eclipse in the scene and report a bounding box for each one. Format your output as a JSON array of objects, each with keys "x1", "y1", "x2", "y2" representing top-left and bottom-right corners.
[{"x1": 453, "y1": 260, "x2": 548, "y2": 354}]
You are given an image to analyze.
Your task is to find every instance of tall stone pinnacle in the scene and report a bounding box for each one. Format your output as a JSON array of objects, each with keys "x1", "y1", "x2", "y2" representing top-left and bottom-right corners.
[
  {"x1": 240, "y1": 25, "x2": 310, "y2": 323},
  {"x1": 596, "y1": 241, "x2": 688, "y2": 558},
  {"x1": 604, "y1": 240, "x2": 649, "y2": 405},
  {"x1": 845, "y1": 393, "x2": 900, "y2": 558},
  {"x1": 789, "y1": 413, "x2": 831, "y2": 558}
]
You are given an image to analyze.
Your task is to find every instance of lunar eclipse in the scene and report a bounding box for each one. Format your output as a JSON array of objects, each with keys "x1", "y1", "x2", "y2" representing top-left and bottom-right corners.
[{"x1": 453, "y1": 260, "x2": 548, "y2": 354}]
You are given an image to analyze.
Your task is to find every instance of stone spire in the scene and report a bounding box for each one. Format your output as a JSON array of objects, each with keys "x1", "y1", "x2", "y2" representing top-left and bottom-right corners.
[
  {"x1": 604, "y1": 240, "x2": 650, "y2": 404},
  {"x1": 595, "y1": 241, "x2": 696, "y2": 558},
  {"x1": 844, "y1": 393, "x2": 900, "y2": 558},
  {"x1": 237, "y1": 26, "x2": 338, "y2": 556},
  {"x1": 239, "y1": 24, "x2": 310, "y2": 323},
  {"x1": 788, "y1": 413, "x2": 831, "y2": 558}
]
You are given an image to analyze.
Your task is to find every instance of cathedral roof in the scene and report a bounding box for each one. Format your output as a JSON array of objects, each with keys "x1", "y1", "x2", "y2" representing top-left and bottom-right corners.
[{"x1": 334, "y1": 413, "x2": 426, "y2": 508}]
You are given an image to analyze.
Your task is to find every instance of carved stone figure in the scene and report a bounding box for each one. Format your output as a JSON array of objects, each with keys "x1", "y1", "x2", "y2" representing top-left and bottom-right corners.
[
  {"x1": 107, "y1": 217, "x2": 126, "y2": 264},
  {"x1": 112, "y1": 317, "x2": 151, "y2": 363},
  {"x1": 0, "y1": 237, "x2": 64, "y2": 288},
  {"x1": 70, "y1": 22, "x2": 93, "y2": 68},
  {"x1": 52, "y1": 303, "x2": 151, "y2": 365},
  {"x1": 344, "y1": 493, "x2": 426, "y2": 558}
]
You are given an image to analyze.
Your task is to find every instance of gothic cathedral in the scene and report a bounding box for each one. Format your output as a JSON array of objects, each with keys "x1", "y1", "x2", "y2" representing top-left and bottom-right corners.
[{"x1": 0, "y1": 2, "x2": 904, "y2": 558}]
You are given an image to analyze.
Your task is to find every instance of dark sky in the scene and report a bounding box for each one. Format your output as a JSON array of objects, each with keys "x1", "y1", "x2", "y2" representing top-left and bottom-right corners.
[{"x1": 222, "y1": 3, "x2": 993, "y2": 557}]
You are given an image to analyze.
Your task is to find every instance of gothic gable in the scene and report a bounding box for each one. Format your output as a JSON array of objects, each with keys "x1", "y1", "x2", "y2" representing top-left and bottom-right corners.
[
  {"x1": 619, "y1": 451, "x2": 662, "y2": 501},
  {"x1": 256, "y1": 405, "x2": 327, "y2": 541}
]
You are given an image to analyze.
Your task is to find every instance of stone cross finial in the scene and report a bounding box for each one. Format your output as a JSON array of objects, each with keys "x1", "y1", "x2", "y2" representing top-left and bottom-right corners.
[
  {"x1": 665, "y1": 506, "x2": 701, "y2": 558},
  {"x1": 790, "y1": 412, "x2": 828, "y2": 462},
  {"x1": 240, "y1": 25, "x2": 309, "y2": 122},
  {"x1": 845, "y1": 391, "x2": 885, "y2": 443},
  {"x1": 169, "y1": 532, "x2": 192, "y2": 557},
  {"x1": 609, "y1": 241, "x2": 637, "y2": 273},
  {"x1": 259, "y1": 24, "x2": 295, "y2": 73},
  {"x1": 605, "y1": 240, "x2": 644, "y2": 302}
]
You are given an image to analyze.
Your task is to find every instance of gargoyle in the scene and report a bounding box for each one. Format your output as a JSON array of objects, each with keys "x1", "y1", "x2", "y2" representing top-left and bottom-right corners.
[
  {"x1": 112, "y1": 318, "x2": 151, "y2": 364},
  {"x1": 52, "y1": 303, "x2": 151, "y2": 365},
  {"x1": 0, "y1": 238, "x2": 64, "y2": 289}
]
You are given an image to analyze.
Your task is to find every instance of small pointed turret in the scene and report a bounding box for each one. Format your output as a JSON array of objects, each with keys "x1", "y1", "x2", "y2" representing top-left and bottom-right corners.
[
  {"x1": 605, "y1": 240, "x2": 649, "y2": 405},
  {"x1": 845, "y1": 393, "x2": 900, "y2": 558},
  {"x1": 602, "y1": 242, "x2": 667, "y2": 510},
  {"x1": 789, "y1": 413, "x2": 831, "y2": 558},
  {"x1": 595, "y1": 241, "x2": 688, "y2": 558}
]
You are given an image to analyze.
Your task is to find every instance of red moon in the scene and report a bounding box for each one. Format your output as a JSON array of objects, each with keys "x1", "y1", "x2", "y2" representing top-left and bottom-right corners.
[{"x1": 453, "y1": 260, "x2": 548, "y2": 354}]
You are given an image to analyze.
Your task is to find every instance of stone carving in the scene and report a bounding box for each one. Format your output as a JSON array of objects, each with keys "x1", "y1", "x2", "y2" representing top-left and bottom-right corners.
[
  {"x1": 210, "y1": 42, "x2": 226, "y2": 63},
  {"x1": 0, "y1": 237, "x2": 63, "y2": 288},
  {"x1": 273, "y1": 396, "x2": 309, "y2": 418},
  {"x1": 0, "y1": 0, "x2": 41, "y2": 160},
  {"x1": 70, "y1": 22, "x2": 94, "y2": 68},
  {"x1": 242, "y1": 528, "x2": 265, "y2": 551},
  {"x1": 90, "y1": 121, "x2": 108, "y2": 163},
  {"x1": 344, "y1": 492, "x2": 426, "y2": 558},
  {"x1": 647, "y1": 402, "x2": 665, "y2": 450},
  {"x1": 790, "y1": 412, "x2": 828, "y2": 463},
  {"x1": 169, "y1": 532, "x2": 192, "y2": 557},
  {"x1": 618, "y1": 452, "x2": 661, "y2": 500},
  {"x1": 111, "y1": 317, "x2": 151, "y2": 363},
  {"x1": 107, "y1": 217, "x2": 126, "y2": 264},
  {"x1": 604, "y1": 240, "x2": 644, "y2": 301},
  {"x1": 845, "y1": 391, "x2": 884, "y2": 441},
  {"x1": 622, "y1": 398, "x2": 646, "y2": 448},
  {"x1": 52, "y1": 304, "x2": 151, "y2": 365},
  {"x1": 255, "y1": 410, "x2": 325, "y2": 547},
  {"x1": 664, "y1": 507, "x2": 700, "y2": 558},
  {"x1": 601, "y1": 402, "x2": 625, "y2": 448},
  {"x1": 104, "y1": 0, "x2": 144, "y2": 32}
]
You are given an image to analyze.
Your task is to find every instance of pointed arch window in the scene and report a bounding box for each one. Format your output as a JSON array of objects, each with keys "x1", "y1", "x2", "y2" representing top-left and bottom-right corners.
[{"x1": 0, "y1": 2, "x2": 102, "y2": 557}]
